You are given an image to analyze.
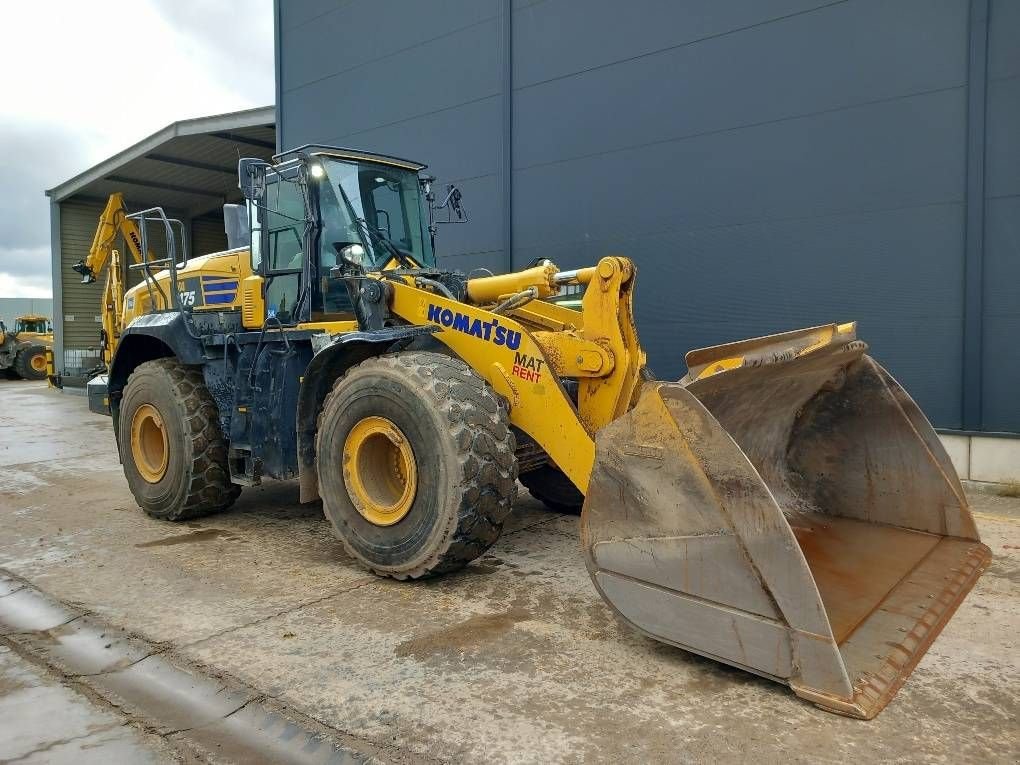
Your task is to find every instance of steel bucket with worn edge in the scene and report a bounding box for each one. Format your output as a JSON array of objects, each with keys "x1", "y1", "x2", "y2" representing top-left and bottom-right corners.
[{"x1": 581, "y1": 322, "x2": 991, "y2": 718}]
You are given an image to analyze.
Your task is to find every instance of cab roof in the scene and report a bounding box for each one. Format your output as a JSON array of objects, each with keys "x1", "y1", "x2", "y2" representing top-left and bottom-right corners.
[{"x1": 273, "y1": 144, "x2": 427, "y2": 172}]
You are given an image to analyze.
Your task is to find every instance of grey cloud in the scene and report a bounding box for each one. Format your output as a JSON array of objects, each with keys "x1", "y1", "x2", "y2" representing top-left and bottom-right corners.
[
  {"x1": 149, "y1": 0, "x2": 274, "y2": 106},
  {"x1": 0, "y1": 248, "x2": 51, "y2": 280},
  {"x1": 1, "y1": 1, "x2": 274, "y2": 296},
  {"x1": 0, "y1": 121, "x2": 98, "y2": 253}
]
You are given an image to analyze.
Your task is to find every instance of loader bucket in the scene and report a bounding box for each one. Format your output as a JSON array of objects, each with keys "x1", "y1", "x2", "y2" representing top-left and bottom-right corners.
[{"x1": 581, "y1": 323, "x2": 991, "y2": 719}]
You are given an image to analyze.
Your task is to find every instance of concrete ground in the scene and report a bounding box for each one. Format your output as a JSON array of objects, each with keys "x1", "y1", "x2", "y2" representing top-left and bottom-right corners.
[
  {"x1": 0, "y1": 644, "x2": 175, "y2": 763},
  {"x1": 1, "y1": 379, "x2": 1018, "y2": 764}
]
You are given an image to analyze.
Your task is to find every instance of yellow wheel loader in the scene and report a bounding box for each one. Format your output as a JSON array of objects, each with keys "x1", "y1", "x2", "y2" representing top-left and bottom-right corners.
[
  {"x1": 0, "y1": 315, "x2": 52, "y2": 380},
  {"x1": 92, "y1": 145, "x2": 989, "y2": 719}
]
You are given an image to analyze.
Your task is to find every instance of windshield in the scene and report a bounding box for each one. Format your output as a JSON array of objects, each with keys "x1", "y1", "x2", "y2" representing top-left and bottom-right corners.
[
  {"x1": 317, "y1": 157, "x2": 434, "y2": 271},
  {"x1": 16, "y1": 319, "x2": 48, "y2": 333}
]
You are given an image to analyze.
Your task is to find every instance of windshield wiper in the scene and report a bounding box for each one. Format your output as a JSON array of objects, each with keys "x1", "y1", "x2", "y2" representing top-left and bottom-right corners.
[
  {"x1": 330, "y1": 177, "x2": 415, "y2": 270},
  {"x1": 355, "y1": 218, "x2": 416, "y2": 269}
]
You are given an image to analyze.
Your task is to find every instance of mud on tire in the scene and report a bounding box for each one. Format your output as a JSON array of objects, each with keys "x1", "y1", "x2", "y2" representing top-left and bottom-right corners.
[
  {"x1": 13, "y1": 345, "x2": 47, "y2": 380},
  {"x1": 316, "y1": 351, "x2": 518, "y2": 579},
  {"x1": 118, "y1": 358, "x2": 240, "y2": 521}
]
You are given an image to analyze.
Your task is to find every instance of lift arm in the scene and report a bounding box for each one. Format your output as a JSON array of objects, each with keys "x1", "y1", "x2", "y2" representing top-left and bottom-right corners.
[{"x1": 386, "y1": 257, "x2": 645, "y2": 491}]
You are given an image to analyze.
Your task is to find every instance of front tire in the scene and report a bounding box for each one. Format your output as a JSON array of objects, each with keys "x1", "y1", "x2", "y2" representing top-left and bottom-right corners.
[
  {"x1": 118, "y1": 359, "x2": 240, "y2": 521},
  {"x1": 13, "y1": 345, "x2": 47, "y2": 380},
  {"x1": 316, "y1": 351, "x2": 517, "y2": 579}
]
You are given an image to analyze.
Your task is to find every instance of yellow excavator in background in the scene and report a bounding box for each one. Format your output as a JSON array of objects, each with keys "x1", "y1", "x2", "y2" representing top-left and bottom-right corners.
[
  {"x1": 84, "y1": 145, "x2": 990, "y2": 719},
  {"x1": 72, "y1": 192, "x2": 148, "y2": 370}
]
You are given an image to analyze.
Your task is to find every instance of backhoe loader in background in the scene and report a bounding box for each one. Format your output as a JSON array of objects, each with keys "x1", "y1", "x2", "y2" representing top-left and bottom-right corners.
[
  {"x1": 90, "y1": 145, "x2": 990, "y2": 719},
  {"x1": 71, "y1": 192, "x2": 151, "y2": 372},
  {"x1": 0, "y1": 315, "x2": 52, "y2": 379}
]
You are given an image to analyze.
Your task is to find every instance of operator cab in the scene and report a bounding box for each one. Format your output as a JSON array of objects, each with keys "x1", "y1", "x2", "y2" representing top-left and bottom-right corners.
[
  {"x1": 14, "y1": 316, "x2": 51, "y2": 334},
  {"x1": 243, "y1": 146, "x2": 462, "y2": 326}
]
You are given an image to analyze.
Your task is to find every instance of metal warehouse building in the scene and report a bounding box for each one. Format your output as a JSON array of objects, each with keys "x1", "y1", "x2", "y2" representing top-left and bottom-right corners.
[
  {"x1": 46, "y1": 107, "x2": 275, "y2": 381},
  {"x1": 274, "y1": 0, "x2": 1018, "y2": 479}
]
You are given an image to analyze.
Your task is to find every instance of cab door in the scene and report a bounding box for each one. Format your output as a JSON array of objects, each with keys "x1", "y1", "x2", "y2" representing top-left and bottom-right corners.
[{"x1": 255, "y1": 171, "x2": 310, "y2": 325}]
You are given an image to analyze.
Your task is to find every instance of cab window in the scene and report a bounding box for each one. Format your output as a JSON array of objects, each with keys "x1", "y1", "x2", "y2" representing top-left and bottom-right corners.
[{"x1": 262, "y1": 177, "x2": 306, "y2": 324}]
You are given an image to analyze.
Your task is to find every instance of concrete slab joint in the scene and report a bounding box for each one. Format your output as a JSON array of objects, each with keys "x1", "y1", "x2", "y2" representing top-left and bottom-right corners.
[{"x1": 0, "y1": 572, "x2": 374, "y2": 764}]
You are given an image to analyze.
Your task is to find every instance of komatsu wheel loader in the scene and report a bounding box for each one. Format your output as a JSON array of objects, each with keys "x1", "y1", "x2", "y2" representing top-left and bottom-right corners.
[
  {"x1": 0, "y1": 315, "x2": 52, "y2": 380},
  {"x1": 91, "y1": 145, "x2": 990, "y2": 719}
]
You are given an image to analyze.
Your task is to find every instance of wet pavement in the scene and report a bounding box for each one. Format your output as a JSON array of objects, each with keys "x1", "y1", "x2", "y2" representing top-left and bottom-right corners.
[
  {"x1": 0, "y1": 644, "x2": 174, "y2": 764},
  {"x1": 1, "y1": 379, "x2": 1018, "y2": 763}
]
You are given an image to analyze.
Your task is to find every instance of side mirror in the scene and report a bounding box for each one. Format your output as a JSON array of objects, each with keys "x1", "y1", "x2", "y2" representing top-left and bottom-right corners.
[
  {"x1": 420, "y1": 175, "x2": 468, "y2": 251},
  {"x1": 445, "y1": 185, "x2": 464, "y2": 221},
  {"x1": 238, "y1": 158, "x2": 268, "y2": 200},
  {"x1": 437, "y1": 184, "x2": 466, "y2": 222}
]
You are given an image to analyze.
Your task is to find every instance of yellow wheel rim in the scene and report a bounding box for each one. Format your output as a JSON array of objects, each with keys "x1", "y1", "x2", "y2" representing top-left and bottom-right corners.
[
  {"x1": 130, "y1": 403, "x2": 169, "y2": 483},
  {"x1": 342, "y1": 416, "x2": 418, "y2": 526},
  {"x1": 30, "y1": 354, "x2": 46, "y2": 372}
]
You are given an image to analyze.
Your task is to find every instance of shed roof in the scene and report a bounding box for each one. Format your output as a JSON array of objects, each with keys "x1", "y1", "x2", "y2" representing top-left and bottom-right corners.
[{"x1": 46, "y1": 106, "x2": 275, "y2": 217}]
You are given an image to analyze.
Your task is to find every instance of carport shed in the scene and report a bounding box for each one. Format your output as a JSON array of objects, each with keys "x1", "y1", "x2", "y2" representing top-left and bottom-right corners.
[{"x1": 45, "y1": 106, "x2": 275, "y2": 379}]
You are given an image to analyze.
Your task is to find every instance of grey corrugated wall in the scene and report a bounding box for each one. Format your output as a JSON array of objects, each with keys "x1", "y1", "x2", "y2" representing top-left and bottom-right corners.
[
  {"x1": 276, "y1": 0, "x2": 1018, "y2": 434},
  {"x1": 982, "y1": 0, "x2": 1019, "y2": 432},
  {"x1": 0, "y1": 298, "x2": 53, "y2": 327}
]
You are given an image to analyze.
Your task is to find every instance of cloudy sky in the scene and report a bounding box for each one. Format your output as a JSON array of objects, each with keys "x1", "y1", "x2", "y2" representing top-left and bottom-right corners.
[{"x1": 0, "y1": 0, "x2": 274, "y2": 297}]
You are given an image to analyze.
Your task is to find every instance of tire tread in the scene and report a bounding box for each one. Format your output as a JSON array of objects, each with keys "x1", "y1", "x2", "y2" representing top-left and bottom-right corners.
[
  {"x1": 124, "y1": 358, "x2": 240, "y2": 521},
  {"x1": 317, "y1": 351, "x2": 517, "y2": 578}
]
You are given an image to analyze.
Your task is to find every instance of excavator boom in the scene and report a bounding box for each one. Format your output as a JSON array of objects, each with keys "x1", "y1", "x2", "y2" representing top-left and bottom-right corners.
[
  {"x1": 73, "y1": 193, "x2": 145, "y2": 283},
  {"x1": 73, "y1": 193, "x2": 149, "y2": 367}
]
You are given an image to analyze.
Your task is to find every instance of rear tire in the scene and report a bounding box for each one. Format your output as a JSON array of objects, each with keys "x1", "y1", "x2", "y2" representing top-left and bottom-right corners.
[
  {"x1": 13, "y1": 345, "x2": 47, "y2": 380},
  {"x1": 520, "y1": 465, "x2": 584, "y2": 514},
  {"x1": 118, "y1": 359, "x2": 240, "y2": 521},
  {"x1": 316, "y1": 351, "x2": 517, "y2": 579}
]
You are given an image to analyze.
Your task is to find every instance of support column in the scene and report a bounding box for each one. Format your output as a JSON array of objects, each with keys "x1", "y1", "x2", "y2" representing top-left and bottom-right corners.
[
  {"x1": 499, "y1": 0, "x2": 513, "y2": 272},
  {"x1": 48, "y1": 200, "x2": 64, "y2": 375},
  {"x1": 961, "y1": 0, "x2": 989, "y2": 429}
]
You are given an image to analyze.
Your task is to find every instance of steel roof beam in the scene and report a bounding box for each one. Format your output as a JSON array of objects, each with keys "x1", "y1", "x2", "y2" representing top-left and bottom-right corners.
[
  {"x1": 105, "y1": 174, "x2": 225, "y2": 199},
  {"x1": 144, "y1": 153, "x2": 237, "y2": 176},
  {"x1": 209, "y1": 131, "x2": 276, "y2": 150}
]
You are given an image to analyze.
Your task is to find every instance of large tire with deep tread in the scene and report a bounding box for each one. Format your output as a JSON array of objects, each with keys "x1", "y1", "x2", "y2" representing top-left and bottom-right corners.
[
  {"x1": 316, "y1": 351, "x2": 517, "y2": 579},
  {"x1": 13, "y1": 345, "x2": 47, "y2": 380},
  {"x1": 520, "y1": 465, "x2": 584, "y2": 514},
  {"x1": 119, "y1": 359, "x2": 240, "y2": 521}
]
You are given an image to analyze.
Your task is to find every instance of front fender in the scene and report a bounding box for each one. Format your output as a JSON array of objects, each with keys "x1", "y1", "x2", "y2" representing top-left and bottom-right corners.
[{"x1": 107, "y1": 312, "x2": 206, "y2": 434}]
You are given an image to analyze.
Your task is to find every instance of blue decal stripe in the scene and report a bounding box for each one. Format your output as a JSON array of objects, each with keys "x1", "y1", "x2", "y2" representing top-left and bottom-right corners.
[
  {"x1": 202, "y1": 274, "x2": 234, "y2": 281},
  {"x1": 203, "y1": 281, "x2": 238, "y2": 292},
  {"x1": 205, "y1": 293, "x2": 237, "y2": 305}
]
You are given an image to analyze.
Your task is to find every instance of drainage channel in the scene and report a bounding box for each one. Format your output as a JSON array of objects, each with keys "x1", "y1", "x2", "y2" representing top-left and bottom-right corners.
[{"x1": 0, "y1": 571, "x2": 380, "y2": 764}]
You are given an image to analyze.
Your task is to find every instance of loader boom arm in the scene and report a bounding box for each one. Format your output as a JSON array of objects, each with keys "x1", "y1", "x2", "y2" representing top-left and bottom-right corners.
[{"x1": 387, "y1": 256, "x2": 646, "y2": 492}]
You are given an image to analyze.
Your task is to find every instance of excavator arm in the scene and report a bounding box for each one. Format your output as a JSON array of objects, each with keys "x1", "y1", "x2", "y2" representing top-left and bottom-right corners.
[
  {"x1": 72, "y1": 193, "x2": 146, "y2": 283},
  {"x1": 72, "y1": 193, "x2": 149, "y2": 367}
]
